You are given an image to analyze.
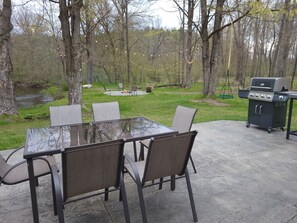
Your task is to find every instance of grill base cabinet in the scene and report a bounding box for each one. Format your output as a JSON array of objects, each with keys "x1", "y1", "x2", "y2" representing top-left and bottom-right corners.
[{"x1": 247, "y1": 100, "x2": 287, "y2": 133}]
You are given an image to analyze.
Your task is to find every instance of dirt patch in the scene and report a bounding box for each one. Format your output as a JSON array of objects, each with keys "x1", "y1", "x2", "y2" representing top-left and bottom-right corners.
[{"x1": 192, "y1": 98, "x2": 230, "y2": 107}]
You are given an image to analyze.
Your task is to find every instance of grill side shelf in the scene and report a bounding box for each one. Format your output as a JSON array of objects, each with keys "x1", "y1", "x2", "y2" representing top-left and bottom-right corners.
[{"x1": 238, "y1": 89, "x2": 249, "y2": 99}]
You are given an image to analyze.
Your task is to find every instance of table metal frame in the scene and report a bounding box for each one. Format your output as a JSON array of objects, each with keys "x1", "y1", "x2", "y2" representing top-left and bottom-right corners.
[
  {"x1": 286, "y1": 94, "x2": 297, "y2": 139},
  {"x1": 24, "y1": 117, "x2": 177, "y2": 223}
]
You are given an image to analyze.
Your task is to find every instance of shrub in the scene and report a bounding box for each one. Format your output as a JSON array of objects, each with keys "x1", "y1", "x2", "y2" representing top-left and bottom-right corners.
[{"x1": 41, "y1": 86, "x2": 65, "y2": 100}]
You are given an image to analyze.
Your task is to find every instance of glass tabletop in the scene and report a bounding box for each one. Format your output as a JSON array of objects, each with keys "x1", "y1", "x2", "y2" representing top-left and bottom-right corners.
[{"x1": 24, "y1": 117, "x2": 175, "y2": 158}]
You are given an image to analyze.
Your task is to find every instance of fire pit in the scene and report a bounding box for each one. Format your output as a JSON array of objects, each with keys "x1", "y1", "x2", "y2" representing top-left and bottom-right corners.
[{"x1": 104, "y1": 90, "x2": 148, "y2": 96}]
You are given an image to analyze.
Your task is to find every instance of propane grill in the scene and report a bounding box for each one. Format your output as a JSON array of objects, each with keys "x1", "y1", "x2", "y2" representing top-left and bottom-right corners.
[
  {"x1": 239, "y1": 77, "x2": 290, "y2": 133},
  {"x1": 248, "y1": 77, "x2": 289, "y2": 102}
]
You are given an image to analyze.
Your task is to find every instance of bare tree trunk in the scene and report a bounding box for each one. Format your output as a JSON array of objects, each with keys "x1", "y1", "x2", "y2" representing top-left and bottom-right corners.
[
  {"x1": 251, "y1": 18, "x2": 259, "y2": 77},
  {"x1": 58, "y1": 0, "x2": 83, "y2": 105},
  {"x1": 85, "y1": 1, "x2": 94, "y2": 84},
  {"x1": 0, "y1": 0, "x2": 17, "y2": 115},
  {"x1": 201, "y1": 0, "x2": 210, "y2": 95},
  {"x1": 268, "y1": 25, "x2": 276, "y2": 77},
  {"x1": 209, "y1": 0, "x2": 225, "y2": 94},
  {"x1": 185, "y1": 0, "x2": 194, "y2": 88},
  {"x1": 124, "y1": 0, "x2": 131, "y2": 84},
  {"x1": 111, "y1": 0, "x2": 126, "y2": 83},
  {"x1": 290, "y1": 44, "x2": 297, "y2": 89},
  {"x1": 274, "y1": 0, "x2": 293, "y2": 77},
  {"x1": 201, "y1": 0, "x2": 225, "y2": 95},
  {"x1": 179, "y1": 0, "x2": 186, "y2": 87},
  {"x1": 234, "y1": 19, "x2": 244, "y2": 85}
]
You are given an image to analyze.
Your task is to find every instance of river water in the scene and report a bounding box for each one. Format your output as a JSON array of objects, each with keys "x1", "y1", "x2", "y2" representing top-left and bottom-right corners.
[{"x1": 15, "y1": 87, "x2": 53, "y2": 108}]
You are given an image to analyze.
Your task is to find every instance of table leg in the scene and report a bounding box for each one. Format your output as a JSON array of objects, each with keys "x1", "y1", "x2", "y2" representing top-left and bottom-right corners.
[
  {"x1": 286, "y1": 98, "x2": 294, "y2": 139},
  {"x1": 27, "y1": 158, "x2": 39, "y2": 223},
  {"x1": 139, "y1": 144, "x2": 144, "y2": 161},
  {"x1": 133, "y1": 141, "x2": 138, "y2": 161}
]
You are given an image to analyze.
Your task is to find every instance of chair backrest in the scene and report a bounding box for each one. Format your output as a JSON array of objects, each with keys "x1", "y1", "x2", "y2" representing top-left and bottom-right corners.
[
  {"x1": 92, "y1": 102, "x2": 120, "y2": 122},
  {"x1": 171, "y1": 106, "x2": 197, "y2": 133},
  {"x1": 132, "y1": 85, "x2": 137, "y2": 91},
  {"x1": 142, "y1": 131, "x2": 197, "y2": 183},
  {"x1": 62, "y1": 139, "x2": 125, "y2": 201},
  {"x1": 0, "y1": 154, "x2": 9, "y2": 181},
  {"x1": 118, "y1": 83, "x2": 123, "y2": 90},
  {"x1": 50, "y1": 104, "x2": 82, "y2": 127}
]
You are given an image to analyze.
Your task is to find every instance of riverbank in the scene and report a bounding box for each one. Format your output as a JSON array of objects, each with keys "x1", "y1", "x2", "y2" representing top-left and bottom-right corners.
[{"x1": 1, "y1": 82, "x2": 251, "y2": 150}]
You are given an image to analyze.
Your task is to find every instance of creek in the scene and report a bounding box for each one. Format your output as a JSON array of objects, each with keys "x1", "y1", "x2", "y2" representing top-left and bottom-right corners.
[{"x1": 15, "y1": 87, "x2": 53, "y2": 108}]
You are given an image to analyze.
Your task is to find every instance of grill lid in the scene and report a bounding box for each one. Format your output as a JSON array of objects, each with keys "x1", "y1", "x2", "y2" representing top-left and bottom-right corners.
[{"x1": 250, "y1": 77, "x2": 289, "y2": 92}]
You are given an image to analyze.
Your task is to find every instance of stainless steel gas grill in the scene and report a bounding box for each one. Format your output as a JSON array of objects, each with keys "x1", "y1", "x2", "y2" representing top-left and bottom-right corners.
[{"x1": 239, "y1": 77, "x2": 290, "y2": 133}]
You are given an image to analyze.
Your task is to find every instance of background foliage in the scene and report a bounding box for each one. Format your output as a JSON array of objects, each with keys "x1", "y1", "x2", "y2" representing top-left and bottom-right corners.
[{"x1": 10, "y1": 0, "x2": 297, "y2": 89}]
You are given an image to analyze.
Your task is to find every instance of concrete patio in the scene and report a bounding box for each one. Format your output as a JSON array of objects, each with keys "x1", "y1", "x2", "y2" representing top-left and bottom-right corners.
[{"x1": 1, "y1": 120, "x2": 297, "y2": 223}]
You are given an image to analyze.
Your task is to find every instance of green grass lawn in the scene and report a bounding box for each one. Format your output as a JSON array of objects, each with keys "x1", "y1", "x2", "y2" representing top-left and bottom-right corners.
[{"x1": 0, "y1": 82, "x2": 262, "y2": 151}]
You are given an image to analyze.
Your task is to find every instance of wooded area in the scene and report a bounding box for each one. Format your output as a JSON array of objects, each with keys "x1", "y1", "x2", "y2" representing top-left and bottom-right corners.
[{"x1": 0, "y1": 0, "x2": 297, "y2": 114}]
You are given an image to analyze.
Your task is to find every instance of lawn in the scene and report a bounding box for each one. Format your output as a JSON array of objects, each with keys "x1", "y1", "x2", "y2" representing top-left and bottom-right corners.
[{"x1": 0, "y1": 82, "x2": 252, "y2": 151}]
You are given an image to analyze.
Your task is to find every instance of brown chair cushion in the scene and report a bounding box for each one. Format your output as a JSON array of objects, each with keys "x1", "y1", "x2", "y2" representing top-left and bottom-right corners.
[{"x1": 2, "y1": 156, "x2": 55, "y2": 184}]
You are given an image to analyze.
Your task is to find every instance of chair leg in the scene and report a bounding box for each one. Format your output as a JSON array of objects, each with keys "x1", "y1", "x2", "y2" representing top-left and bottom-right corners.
[
  {"x1": 120, "y1": 174, "x2": 130, "y2": 223},
  {"x1": 51, "y1": 165, "x2": 65, "y2": 223},
  {"x1": 185, "y1": 168, "x2": 198, "y2": 222},
  {"x1": 51, "y1": 174, "x2": 57, "y2": 216},
  {"x1": 170, "y1": 175, "x2": 175, "y2": 191},
  {"x1": 158, "y1": 178, "x2": 163, "y2": 190},
  {"x1": 189, "y1": 155, "x2": 197, "y2": 174},
  {"x1": 104, "y1": 188, "x2": 109, "y2": 201},
  {"x1": 35, "y1": 177, "x2": 39, "y2": 187},
  {"x1": 119, "y1": 188, "x2": 122, "y2": 201},
  {"x1": 139, "y1": 144, "x2": 145, "y2": 161},
  {"x1": 136, "y1": 180, "x2": 148, "y2": 223}
]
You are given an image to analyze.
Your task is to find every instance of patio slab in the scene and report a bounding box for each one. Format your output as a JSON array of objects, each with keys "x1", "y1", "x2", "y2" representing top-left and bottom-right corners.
[{"x1": 1, "y1": 120, "x2": 297, "y2": 222}]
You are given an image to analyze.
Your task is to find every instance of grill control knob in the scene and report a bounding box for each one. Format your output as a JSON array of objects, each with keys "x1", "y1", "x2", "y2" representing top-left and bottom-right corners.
[
  {"x1": 255, "y1": 94, "x2": 259, "y2": 97},
  {"x1": 279, "y1": 95, "x2": 284, "y2": 100},
  {"x1": 261, "y1": 95, "x2": 264, "y2": 98},
  {"x1": 267, "y1": 95, "x2": 272, "y2": 99}
]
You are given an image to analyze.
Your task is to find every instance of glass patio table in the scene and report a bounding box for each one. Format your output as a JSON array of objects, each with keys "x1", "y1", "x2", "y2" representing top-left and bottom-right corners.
[{"x1": 23, "y1": 117, "x2": 176, "y2": 223}]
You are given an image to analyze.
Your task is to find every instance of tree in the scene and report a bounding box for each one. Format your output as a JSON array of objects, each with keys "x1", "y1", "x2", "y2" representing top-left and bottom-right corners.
[
  {"x1": 273, "y1": 0, "x2": 294, "y2": 77},
  {"x1": 174, "y1": 0, "x2": 198, "y2": 88},
  {"x1": 184, "y1": 0, "x2": 195, "y2": 88},
  {"x1": 233, "y1": 2, "x2": 251, "y2": 85},
  {"x1": 200, "y1": 0, "x2": 227, "y2": 95},
  {"x1": 52, "y1": 0, "x2": 83, "y2": 105},
  {"x1": 0, "y1": 0, "x2": 17, "y2": 115},
  {"x1": 82, "y1": 0, "x2": 95, "y2": 84}
]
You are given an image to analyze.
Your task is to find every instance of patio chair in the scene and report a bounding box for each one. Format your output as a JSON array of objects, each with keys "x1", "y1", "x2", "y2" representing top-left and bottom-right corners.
[
  {"x1": 131, "y1": 85, "x2": 137, "y2": 95},
  {"x1": 50, "y1": 139, "x2": 130, "y2": 223},
  {"x1": 49, "y1": 104, "x2": 82, "y2": 126},
  {"x1": 92, "y1": 101, "x2": 120, "y2": 122},
  {"x1": 0, "y1": 149, "x2": 56, "y2": 186},
  {"x1": 118, "y1": 83, "x2": 123, "y2": 91},
  {"x1": 92, "y1": 101, "x2": 138, "y2": 200},
  {"x1": 125, "y1": 131, "x2": 198, "y2": 223},
  {"x1": 140, "y1": 105, "x2": 198, "y2": 173}
]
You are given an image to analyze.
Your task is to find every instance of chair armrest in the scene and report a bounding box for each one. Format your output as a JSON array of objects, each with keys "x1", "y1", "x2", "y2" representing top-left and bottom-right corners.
[
  {"x1": 0, "y1": 157, "x2": 56, "y2": 186},
  {"x1": 125, "y1": 155, "x2": 142, "y2": 184},
  {"x1": 0, "y1": 159, "x2": 28, "y2": 185},
  {"x1": 5, "y1": 146, "x2": 25, "y2": 162},
  {"x1": 49, "y1": 160, "x2": 64, "y2": 219},
  {"x1": 139, "y1": 139, "x2": 150, "y2": 149},
  {"x1": 50, "y1": 162, "x2": 61, "y2": 194}
]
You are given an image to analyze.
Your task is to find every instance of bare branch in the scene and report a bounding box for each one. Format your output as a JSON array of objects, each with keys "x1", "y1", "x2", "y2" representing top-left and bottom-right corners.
[{"x1": 208, "y1": 9, "x2": 250, "y2": 40}]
